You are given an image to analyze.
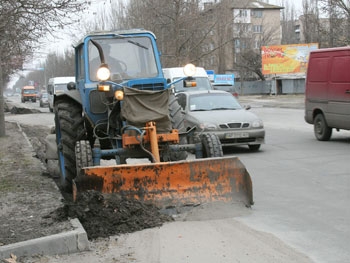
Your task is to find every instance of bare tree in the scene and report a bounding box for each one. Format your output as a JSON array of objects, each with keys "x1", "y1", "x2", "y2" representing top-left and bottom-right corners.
[
  {"x1": 118, "y1": 0, "x2": 216, "y2": 67},
  {"x1": 316, "y1": 0, "x2": 350, "y2": 47},
  {"x1": 280, "y1": 1, "x2": 299, "y2": 44},
  {"x1": 0, "y1": 0, "x2": 86, "y2": 137}
]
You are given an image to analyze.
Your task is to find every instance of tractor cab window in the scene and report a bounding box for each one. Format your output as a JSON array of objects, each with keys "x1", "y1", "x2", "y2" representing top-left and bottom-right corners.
[
  {"x1": 77, "y1": 45, "x2": 85, "y2": 81},
  {"x1": 89, "y1": 37, "x2": 158, "y2": 82}
]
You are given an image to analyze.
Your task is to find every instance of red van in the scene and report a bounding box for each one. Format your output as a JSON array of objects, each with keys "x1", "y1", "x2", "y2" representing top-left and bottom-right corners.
[{"x1": 305, "y1": 47, "x2": 350, "y2": 140}]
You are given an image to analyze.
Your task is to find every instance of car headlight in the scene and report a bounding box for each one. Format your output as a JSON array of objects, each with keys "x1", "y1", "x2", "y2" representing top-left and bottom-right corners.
[
  {"x1": 251, "y1": 119, "x2": 264, "y2": 128},
  {"x1": 199, "y1": 123, "x2": 217, "y2": 130},
  {"x1": 97, "y1": 64, "x2": 111, "y2": 81}
]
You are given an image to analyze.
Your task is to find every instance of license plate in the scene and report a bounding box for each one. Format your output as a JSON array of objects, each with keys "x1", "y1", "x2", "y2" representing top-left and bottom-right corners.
[{"x1": 225, "y1": 132, "x2": 249, "y2": 139}]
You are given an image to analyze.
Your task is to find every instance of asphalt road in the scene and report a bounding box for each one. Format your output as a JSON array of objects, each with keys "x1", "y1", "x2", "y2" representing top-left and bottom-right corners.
[
  {"x1": 4, "y1": 95, "x2": 350, "y2": 262},
  {"x1": 235, "y1": 107, "x2": 350, "y2": 263}
]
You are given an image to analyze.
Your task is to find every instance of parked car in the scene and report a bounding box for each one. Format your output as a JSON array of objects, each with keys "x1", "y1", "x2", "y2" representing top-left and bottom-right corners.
[
  {"x1": 212, "y1": 83, "x2": 239, "y2": 98},
  {"x1": 39, "y1": 92, "x2": 49, "y2": 107},
  {"x1": 176, "y1": 90, "x2": 265, "y2": 151}
]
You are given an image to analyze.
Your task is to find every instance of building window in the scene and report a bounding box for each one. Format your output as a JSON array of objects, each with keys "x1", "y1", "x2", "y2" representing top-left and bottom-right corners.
[
  {"x1": 210, "y1": 56, "x2": 215, "y2": 66},
  {"x1": 235, "y1": 39, "x2": 240, "y2": 48},
  {"x1": 239, "y1": 9, "x2": 248, "y2": 17},
  {"x1": 252, "y1": 10, "x2": 263, "y2": 18},
  {"x1": 210, "y1": 43, "x2": 214, "y2": 51},
  {"x1": 253, "y1": 25, "x2": 263, "y2": 33},
  {"x1": 254, "y1": 40, "x2": 260, "y2": 49}
]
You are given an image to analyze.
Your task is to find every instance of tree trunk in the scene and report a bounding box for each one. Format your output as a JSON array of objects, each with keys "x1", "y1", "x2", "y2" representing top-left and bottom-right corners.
[{"x1": 0, "y1": 56, "x2": 6, "y2": 137}]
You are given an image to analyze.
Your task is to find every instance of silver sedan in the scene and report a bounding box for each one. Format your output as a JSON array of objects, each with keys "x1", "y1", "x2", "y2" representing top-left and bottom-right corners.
[{"x1": 176, "y1": 90, "x2": 265, "y2": 151}]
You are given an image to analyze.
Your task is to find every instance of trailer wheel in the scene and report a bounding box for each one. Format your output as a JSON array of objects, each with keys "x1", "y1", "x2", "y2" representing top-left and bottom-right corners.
[
  {"x1": 75, "y1": 140, "x2": 93, "y2": 176},
  {"x1": 200, "y1": 133, "x2": 223, "y2": 157},
  {"x1": 55, "y1": 100, "x2": 86, "y2": 188},
  {"x1": 167, "y1": 94, "x2": 188, "y2": 161},
  {"x1": 314, "y1": 113, "x2": 332, "y2": 141}
]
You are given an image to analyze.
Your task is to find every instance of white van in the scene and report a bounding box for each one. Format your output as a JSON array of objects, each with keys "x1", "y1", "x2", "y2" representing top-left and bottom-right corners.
[
  {"x1": 47, "y1": 77, "x2": 75, "y2": 112},
  {"x1": 163, "y1": 67, "x2": 212, "y2": 93}
]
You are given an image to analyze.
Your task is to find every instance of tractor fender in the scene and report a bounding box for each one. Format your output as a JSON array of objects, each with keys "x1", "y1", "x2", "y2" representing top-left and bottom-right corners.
[{"x1": 54, "y1": 89, "x2": 82, "y2": 106}]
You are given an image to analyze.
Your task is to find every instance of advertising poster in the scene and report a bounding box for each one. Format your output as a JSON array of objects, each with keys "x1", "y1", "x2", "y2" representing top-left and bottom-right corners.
[{"x1": 262, "y1": 43, "x2": 319, "y2": 74}]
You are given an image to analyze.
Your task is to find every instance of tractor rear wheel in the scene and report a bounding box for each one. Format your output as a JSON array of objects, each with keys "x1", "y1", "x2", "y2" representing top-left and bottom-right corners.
[
  {"x1": 200, "y1": 133, "x2": 223, "y2": 158},
  {"x1": 166, "y1": 94, "x2": 188, "y2": 161},
  {"x1": 55, "y1": 100, "x2": 86, "y2": 188}
]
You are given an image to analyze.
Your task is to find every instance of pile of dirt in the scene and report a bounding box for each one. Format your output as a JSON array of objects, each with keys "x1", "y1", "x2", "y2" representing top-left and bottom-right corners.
[
  {"x1": 20, "y1": 123, "x2": 173, "y2": 241},
  {"x1": 50, "y1": 191, "x2": 173, "y2": 239},
  {"x1": 10, "y1": 106, "x2": 41, "y2": 114}
]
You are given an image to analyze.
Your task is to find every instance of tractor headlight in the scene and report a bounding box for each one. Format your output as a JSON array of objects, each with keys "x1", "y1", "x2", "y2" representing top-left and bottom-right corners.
[
  {"x1": 183, "y1": 63, "x2": 196, "y2": 77},
  {"x1": 97, "y1": 64, "x2": 111, "y2": 81}
]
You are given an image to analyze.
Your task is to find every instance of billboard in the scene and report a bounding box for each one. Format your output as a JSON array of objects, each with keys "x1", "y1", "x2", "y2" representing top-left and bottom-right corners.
[{"x1": 262, "y1": 43, "x2": 319, "y2": 75}]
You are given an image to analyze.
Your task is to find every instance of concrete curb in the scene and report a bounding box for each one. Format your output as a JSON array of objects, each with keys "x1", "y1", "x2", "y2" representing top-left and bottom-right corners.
[{"x1": 0, "y1": 218, "x2": 90, "y2": 259}]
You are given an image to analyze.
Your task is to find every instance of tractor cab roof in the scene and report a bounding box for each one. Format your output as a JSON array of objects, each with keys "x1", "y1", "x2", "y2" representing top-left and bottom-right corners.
[{"x1": 74, "y1": 29, "x2": 157, "y2": 48}]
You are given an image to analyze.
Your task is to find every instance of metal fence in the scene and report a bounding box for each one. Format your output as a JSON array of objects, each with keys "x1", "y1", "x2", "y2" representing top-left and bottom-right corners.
[{"x1": 234, "y1": 78, "x2": 306, "y2": 95}]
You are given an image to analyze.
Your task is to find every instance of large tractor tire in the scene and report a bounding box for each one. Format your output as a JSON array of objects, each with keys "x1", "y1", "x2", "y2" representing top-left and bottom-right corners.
[
  {"x1": 55, "y1": 100, "x2": 86, "y2": 188},
  {"x1": 200, "y1": 133, "x2": 223, "y2": 158},
  {"x1": 166, "y1": 94, "x2": 188, "y2": 161}
]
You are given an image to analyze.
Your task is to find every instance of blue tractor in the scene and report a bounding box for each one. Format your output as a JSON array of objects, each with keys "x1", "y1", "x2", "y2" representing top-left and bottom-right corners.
[{"x1": 50, "y1": 29, "x2": 253, "y2": 209}]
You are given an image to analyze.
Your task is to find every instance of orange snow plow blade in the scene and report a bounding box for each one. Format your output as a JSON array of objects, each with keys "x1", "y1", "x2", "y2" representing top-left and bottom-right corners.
[{"x1": 73, "y1": 156, "x2": 253, "y2": 209}]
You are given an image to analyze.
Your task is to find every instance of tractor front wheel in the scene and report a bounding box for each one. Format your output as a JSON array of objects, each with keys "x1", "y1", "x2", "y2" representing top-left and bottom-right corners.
[
  {"x1": 75, "y1": 140, "x2": 93, "y2": 176},
  {"x1": 200, "y1": 133, "x2": 223, "y2": 158}
]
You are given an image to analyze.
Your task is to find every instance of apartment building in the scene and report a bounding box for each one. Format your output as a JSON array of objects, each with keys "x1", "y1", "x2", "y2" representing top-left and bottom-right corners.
[{"x1": 202, "y1": 0, "x2": 283, "y2": 78}]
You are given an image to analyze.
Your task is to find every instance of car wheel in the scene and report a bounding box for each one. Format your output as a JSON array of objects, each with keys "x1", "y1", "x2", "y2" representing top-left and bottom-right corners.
[
  {"x1": 314, "y1": 113, "x2": 332, "y2": 141},
  {"x1": 249, "y1": 144, "x2": 261, "y2": 152}
]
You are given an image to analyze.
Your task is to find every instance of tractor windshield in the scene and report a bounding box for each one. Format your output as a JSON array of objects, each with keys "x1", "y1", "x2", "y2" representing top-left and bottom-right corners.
[{"x1": 89, "y1": 36, "x2": 158, "y2": 81}]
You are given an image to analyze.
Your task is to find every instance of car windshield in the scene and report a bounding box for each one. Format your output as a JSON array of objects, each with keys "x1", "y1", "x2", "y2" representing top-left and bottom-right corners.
[
  {"x1": 24, "y1": 90, "x2": 35, "y2": 94},
  {"x1": 55, "y1": 84, "x2": 67, "y2": 92},
  {"x1": 189, "y1": 93, "x2": 242, "y2": 111},
  {"x1": 42, "y1": 93, "x2": 48, "y2": 98},
  {"x1": 89, "y1": 36, "x2": 158, "y2": 81}
]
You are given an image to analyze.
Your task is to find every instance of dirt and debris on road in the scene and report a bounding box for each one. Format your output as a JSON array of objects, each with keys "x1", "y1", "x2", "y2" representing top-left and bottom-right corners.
[
  {"x1": 1, "y1": 118, "x2": 173, "y2": 247},
  {"x1": 51, "y1": 190, "x2": 173, "y2": 239}
]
